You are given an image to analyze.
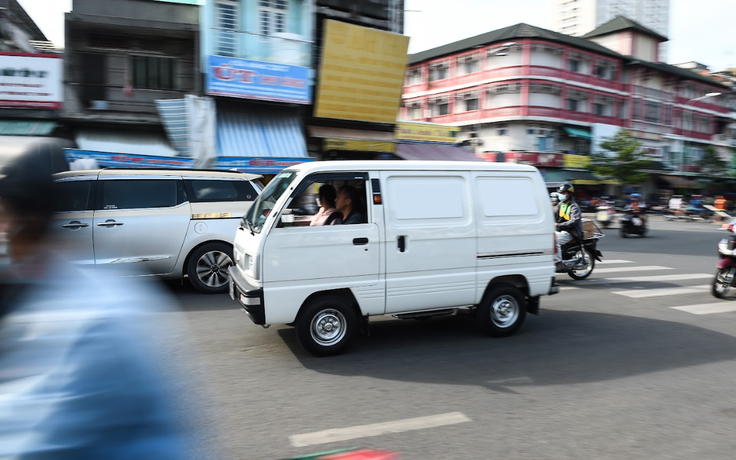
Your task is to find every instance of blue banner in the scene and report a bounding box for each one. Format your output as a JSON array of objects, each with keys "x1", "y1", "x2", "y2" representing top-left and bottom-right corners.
[
  {"x1": 214, "y1": 156, "x2": 313, "y2": 174},
  {"x1": 206, "y1": 55, "x2": 311, "y2": 104}
]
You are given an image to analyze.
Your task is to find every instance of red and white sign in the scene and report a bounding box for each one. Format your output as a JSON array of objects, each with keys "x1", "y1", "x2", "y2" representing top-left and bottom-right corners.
[{"x1": 0, "y1": 53, "x2": 62, "y2": 109}]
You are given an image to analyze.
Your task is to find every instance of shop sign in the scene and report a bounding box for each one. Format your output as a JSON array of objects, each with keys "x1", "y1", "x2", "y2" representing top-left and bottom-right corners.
[
  {"x1": 0, "y1": 53, "x2": 62, "y2": 109},
  {"x1": 207, "y1": 55, "x2": 311, "y2": 104},
  {"x1": 395, "y1": 122, "x2": 459, "y2": 144},
  {"x1": 478, "y1": 151, "x2": 563, "y2": 167},
  {"x1": 314, "y1": 20, "x2": 409, "y2": 123},
  {"x1": 324, "y1": 138, "x2": 395, "y2": 153},
  {"x1": 563, "y1": 154, "x2": 591, "y2": 169}
]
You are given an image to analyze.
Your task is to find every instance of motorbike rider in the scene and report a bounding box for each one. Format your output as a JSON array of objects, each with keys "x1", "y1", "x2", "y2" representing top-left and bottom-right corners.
[
  {"x1": 625, "y1": 192, "x2": 647, "y2": 223},
  {"x1": 554, "y1": 183, "x2": 583, "y2": 270}
]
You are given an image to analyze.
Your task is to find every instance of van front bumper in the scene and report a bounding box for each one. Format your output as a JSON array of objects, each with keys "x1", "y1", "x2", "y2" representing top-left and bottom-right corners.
[{"x1": 228, "y1": 267, "x2": 266, "y2": 325}]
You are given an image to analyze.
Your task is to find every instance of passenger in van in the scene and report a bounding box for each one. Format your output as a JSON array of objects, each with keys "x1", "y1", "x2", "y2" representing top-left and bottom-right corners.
[
  {"x1": 554, "y1": 183, "x2": 582, "y2": 268},
  {"x1": 310, "y1": 184, "x2": 340, "y2": 226},
  {"x1": 334, "y1": 185, "x2": 364, "y2": 225}
]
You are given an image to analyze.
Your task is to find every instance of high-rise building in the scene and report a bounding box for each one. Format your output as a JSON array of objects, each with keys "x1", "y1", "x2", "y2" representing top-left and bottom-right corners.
[{"x1": 552, "y1": 0, "x2": 670, "y2": 59}]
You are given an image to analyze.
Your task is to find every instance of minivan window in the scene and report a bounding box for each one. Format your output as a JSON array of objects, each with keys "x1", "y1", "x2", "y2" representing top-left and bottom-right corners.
[
  {"x1": 244, "y1": 170, "x2": 297, "y2": 233},
  {"x1": 53, "y1": 180, "x2": 94, "y2": 212},
  {"x1": 100, "y1": 180, "x2": 184, "y2": 210}
]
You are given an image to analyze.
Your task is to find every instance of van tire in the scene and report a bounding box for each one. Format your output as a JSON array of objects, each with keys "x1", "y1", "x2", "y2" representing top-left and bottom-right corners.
[
  {"x1": 296, "y1": 296, "x2": 357, "y2": 356},
  {"x1": 477, "y1": 284, "x2": 526, "y2": 337},
  {"x1": 187, "y1": 242, "x2": 234, "y2": 294}
]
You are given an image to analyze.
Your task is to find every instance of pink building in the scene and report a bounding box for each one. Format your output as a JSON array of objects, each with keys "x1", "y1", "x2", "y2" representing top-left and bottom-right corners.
[{"x1": 400, "y1": 18, "x2": 734, "y2": 192}]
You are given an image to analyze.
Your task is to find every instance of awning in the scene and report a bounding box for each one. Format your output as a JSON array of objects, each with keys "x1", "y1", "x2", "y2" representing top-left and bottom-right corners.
[
  {"x1": 0, "y1": 120, "x2": 57, "y2": 136},
  {"x1": 308, "y1": 125, "x2": 395, "y2": 143},
  {"x1": 155, "y1": 98, "x2": 190, "y2": 156},
  {"x1": 394, "y1": 143, "x2": 484, "y2": 161},
  {"x1": 563, "y1": 127, "x2": 592, "y2": 140},
  {"x1": 658, "y1": 174, "x2": 700, "y2": 188},
  {"x1": 218, "y1": 104, "x2": 307, "y2": 158},
  {"x1": 74, "y1": 129, "x2": 180, "y2": 157},
  {"x1": 543, "y1": 168, "x2": 601, "y2": 185}
]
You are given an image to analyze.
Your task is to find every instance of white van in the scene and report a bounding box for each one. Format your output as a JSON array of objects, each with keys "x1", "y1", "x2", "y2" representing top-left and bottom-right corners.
[{"x1": 229, "y1": 161, "x2": 559, "y2": 356}]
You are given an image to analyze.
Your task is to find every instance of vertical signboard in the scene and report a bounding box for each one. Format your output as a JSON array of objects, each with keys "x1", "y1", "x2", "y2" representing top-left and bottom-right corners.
[{"x1": 315, "y1": 20, "x2": 409, "y2": 123}]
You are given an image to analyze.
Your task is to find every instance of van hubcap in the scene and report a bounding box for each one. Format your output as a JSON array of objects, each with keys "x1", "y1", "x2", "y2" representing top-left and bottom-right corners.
[
  {"x1": 311, "y1": 309, "x2": 347, "y2": 346},
  {"x1": 491, "y1": 295, "x2": 519, "y2": 328},
  {"x1": 196, "y1": 250, "x2": 233, "y2": 288}
]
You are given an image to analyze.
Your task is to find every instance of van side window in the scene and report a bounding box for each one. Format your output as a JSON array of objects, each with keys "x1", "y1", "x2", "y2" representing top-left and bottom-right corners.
[
  {"x1": 100, "y1": 180, "x2": 186, "y2": 210},
  {"x1": 387, "y1": 176, "x2": 467, "y2": 221},
  {"x1": 186, "y1": 180, "x2": 257, "y2": 202},
  {"x1": 280, "y1": 173, "x2": 369, "y2": 227},
  {"x1": 53, "y1": 180, "x2": 94, "y2": 212},
  {"x1": 477, "y1": 178, "x2": 539, "y2": 216}
]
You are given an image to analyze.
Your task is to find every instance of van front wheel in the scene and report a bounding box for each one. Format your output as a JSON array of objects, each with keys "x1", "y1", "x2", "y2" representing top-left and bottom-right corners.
[
  {"x1": 296, "y1": 296, "x2": 357, "y2": 357},
  {"x1": 477, "y1": 284, "x2": 526, "y2": 337}
]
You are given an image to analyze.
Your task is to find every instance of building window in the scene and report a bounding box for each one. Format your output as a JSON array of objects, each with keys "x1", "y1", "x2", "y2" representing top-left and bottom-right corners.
[
  {"x1": 132, "y1": 56, "x2": 175, "y2": 90},
  {"x1": 595, "y1": 64, "x2": 608, "y2": 79},
  {"x1": 431, "y1": 101, "x2": 449, "y2": 116},
  {"x1": 645, "y1": 101, "x2": 659, "y2": 123},
  {"x1": 465, "y1": 98, "x2": 478, "y2": 111},
  {"x1": 593, "y1": 103, "x2": 605, "y2": 116},
  {"x1": 567, "y1": 99, "x2": 579, "y2": 111},
  {"x1": 259, "y1": 0, "x2": 287, "y2": 37},
  {"x1": 464, "y1": 59, "x2": 480, "y2": 74},
  {"x1": 408, "y1": 106, "x2": 422, "y2": 119},
  {"x1": 568, "y1": 59, "x2": 580, "y2": 72},
  {"x1": 429, "y1": 64, "x2": 449, "y2": 81},
  {"x1": 498, "y1": 129, "x2": 507, "y2": 136},
  {"x1": 406, "y1": 69, "x2": 422, "y2": 85},
  {"x1": 216, "y1": 2, "x2": 238, "y2": 56}
]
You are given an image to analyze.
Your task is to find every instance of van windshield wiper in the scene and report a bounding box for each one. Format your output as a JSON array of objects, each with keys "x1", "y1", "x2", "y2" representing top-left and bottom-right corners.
[{"x1": 241, "y1": 216, "x2": 254, "y2": 235}]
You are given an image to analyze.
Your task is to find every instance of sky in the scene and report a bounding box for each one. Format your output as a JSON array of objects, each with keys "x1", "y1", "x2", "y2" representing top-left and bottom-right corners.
[{"x1": 16, "y1": 0, "x2": 736, "y2": 70}]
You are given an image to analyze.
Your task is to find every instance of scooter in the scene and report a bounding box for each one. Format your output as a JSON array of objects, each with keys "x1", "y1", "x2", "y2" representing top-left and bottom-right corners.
[
  {"x1": 712, "y1": 220, "x2": 736, "y2": 298},
  {"x1": 619, "y1": 208, "x2": 648, "y2": 237},
  {"x1": 556, "y1": 233, "x2": 604, "y2": 280},
  {"x1": 595, "y1": 203, "x2": 615, "y2": 228}
]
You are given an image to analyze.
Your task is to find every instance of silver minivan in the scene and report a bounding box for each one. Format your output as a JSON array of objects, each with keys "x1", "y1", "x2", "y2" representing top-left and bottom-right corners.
[{"x1": 52, "y1": 168, "x2": 262, "y2": 293}]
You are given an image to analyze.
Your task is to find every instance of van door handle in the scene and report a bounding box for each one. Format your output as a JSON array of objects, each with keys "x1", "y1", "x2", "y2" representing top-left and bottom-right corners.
[
  {"x1": 62, "y1": 221, "x2": 89, "y2": 229},
  {"x1": 97, "y1": 220, "x2": 124, "y2": 227},
  {"x1": 353, "y1": 237, "x2": 369, "y2": 246},
  {"x1": 398, "y1": 235, "x2": 406, "y2": 253}
]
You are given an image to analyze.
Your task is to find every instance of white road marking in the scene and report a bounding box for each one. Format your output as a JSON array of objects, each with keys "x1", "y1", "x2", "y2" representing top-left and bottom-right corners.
[
  {"x1": 599, "y1": 259, "x2": 634, "y2": 264},
  {"x1": 594, "y1": 266, "x2": 673, "y2": 274},
  {"x1": 560, "y1": 286, "x2": 579, "y2": 291},
  {"x1": 671, "y1": 303, "x2": 736, "y2": 315},
  {"x1": 581, "y1": 273, "x2": 712, "y2": 285},
  {"x1": 612, "y1": 285, "x2": 709, "y2": 298},
  {"x1": 288, "y1": 412, "x2": 472, "y2": 448}
]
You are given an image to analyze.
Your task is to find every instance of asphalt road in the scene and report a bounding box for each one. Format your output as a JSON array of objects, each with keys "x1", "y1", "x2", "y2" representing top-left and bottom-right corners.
[{"x1": 159, "y1": 214, "x2": 736, "y2": 460}]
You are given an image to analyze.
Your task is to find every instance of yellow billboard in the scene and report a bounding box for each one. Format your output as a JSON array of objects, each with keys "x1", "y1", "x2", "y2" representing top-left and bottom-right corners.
[
  {"x1": 315, "y1": 20, "x2": 410, "y2": 123},
  {"x1": 396, "y1": 122, "x2": 459, "y2": 143},
  {"x1": 563, "y1": 154, "x2": 591, "y2": 169},
  {"x1": 323, "y1": 138, "x2": 395, "y2": 153}
]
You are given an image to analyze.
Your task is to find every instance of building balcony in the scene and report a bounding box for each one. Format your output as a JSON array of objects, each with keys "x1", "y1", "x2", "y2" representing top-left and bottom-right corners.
[{"x1": 416, "y1": 105, "x2": 624, "y2": 126}]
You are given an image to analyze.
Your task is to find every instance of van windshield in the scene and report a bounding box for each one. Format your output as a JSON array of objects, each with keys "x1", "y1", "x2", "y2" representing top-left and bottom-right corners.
[{"x1": 242, "y1": 170, "x2": 298, "y2": 234}]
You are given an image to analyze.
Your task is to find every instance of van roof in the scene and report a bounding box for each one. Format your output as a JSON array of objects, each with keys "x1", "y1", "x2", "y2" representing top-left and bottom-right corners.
[
  {"x1": 286, "y1": 160, "x2": 540, "y2": 174},
  {"x1": 53, "y1": 168, "x2": 263, "y2": 181}
]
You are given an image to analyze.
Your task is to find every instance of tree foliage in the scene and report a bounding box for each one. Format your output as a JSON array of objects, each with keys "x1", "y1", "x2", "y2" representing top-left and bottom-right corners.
[
  {"x1": 698, "y1": 146, "x2": 727, "y2": 177},
  {"x1": 590, "y1": 130, "x2": 651, "y2": 185}
]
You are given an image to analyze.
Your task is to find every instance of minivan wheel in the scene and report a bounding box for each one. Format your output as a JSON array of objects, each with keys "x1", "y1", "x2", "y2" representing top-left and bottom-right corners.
[
  {"x1": 296, "y1": 296, "x2": 357, "y2": 357},
  {"x1": 187, "y1": 243, "x2": 234, "y2": 294},
  {"x1": 477, "y1": 284, "x2": 526, "y2": 337}
]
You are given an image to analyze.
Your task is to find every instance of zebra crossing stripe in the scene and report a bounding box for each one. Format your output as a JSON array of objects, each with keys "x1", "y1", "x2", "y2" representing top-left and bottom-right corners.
[
  {"x1": 581, "y1": 273, "x2": 712, "y2": 285},
  {"x1": 599, "y1": 259, "x2": 634, "y2": 264},
  {"x1": 594, "y1": 266, "x2": 673, "y2": 274},
  {"x1": 671, "y1": 303, "x2": 736, "y2": 315},
  {"x1": 612, "y1": 285, "x2": 709, "y2": 298}
]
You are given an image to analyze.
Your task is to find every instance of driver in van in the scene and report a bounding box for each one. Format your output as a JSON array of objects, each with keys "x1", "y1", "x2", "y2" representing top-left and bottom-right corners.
[
  {"x1": 334, "y1": 185, "x2": 364, "y2": 225},
  {"x1": 554, "y1": 183, "x2": 582, "y2": 269}
]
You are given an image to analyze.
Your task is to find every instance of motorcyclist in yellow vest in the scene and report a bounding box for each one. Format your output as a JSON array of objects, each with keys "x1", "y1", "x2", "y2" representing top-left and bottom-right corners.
[{"x1": 555, "y1": 183, "x2": 583, "y2": 269}]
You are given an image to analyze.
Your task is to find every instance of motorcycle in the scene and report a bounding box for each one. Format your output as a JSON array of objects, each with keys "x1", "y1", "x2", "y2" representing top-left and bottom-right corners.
[
  {"x1": 595, "y1": 203, "x2": 615, "y2": 229},
  {"x1": 619, "y1": 208, "x2": 648, "y2": 237},
  {"x1": 712, "y1": 221, "x2": 736, "y2": 298},
  {"x1": 556, "y1": 233, "x2": 604, "y2": 280}
]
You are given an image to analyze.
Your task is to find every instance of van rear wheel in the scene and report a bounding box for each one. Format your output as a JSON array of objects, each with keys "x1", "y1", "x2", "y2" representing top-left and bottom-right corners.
[
  {"x1": 296, "y1": 296, "x2": 357, "y2": 356},
  {"x1": 477, "y1": 284, "x2": 526, "y2": 337}
]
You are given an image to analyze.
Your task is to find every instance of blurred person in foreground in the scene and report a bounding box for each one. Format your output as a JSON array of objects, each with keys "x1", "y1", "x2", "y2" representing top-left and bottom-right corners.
[{"x1": 0, "y1": 140, "x2": 186, "y2": 459}]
